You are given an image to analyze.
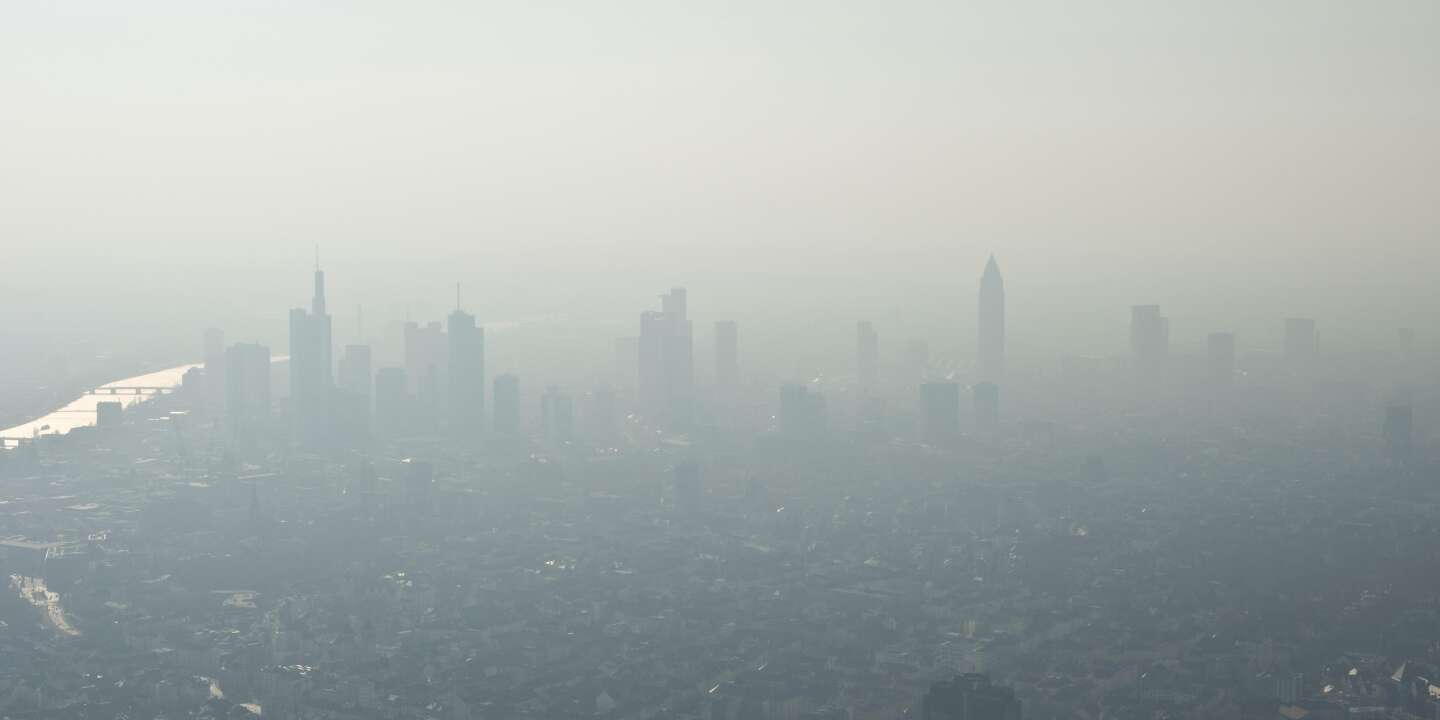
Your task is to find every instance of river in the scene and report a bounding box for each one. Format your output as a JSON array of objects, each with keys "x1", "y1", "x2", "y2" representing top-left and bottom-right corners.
[{"x1": 0, "y1": 363, "x2": 200, "y2": 442}]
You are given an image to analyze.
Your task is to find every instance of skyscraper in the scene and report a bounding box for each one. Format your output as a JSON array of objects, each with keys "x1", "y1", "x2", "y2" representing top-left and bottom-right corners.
[
  {"x1": 856, "y1": 321, "x2": 879, "y2": 394},
  {"x1": 288, "y1": 260, "x2": 332, "y2": 442},
  {"x1": 715, "y1": 320, "x2": 738, "y2": 389},
  {"x1": 226, "y1": 342, "x2": 271, "y2": 440},
  {"x1": 637, "y1": 288, "x2": 693, "y2": 427},
  {"x1": 404, "y1": 320, "x2": 447, "y2": 430},
  {"x1": 977, "y1": 256, "x2": 1005, "y2": 383},
  {"x1": 447, "y1": 306, "x2": 485, "y2": 439},
  {"x1": 338, "y1": 344, "x2": 373, "y2": 399},
  {"x1": 1130, "y1": 305, "x2": 1170, "y2": 377},
  {"x1": 493, "y1": 373, "x2": 520, "y2": 435},
  {"x1": 336, "y1": 344, "x2": 373, "y2": 440},
  {"x1": 1207, "y1": 332, "x2": 1236, "y2": 386},
  {"x1": 920, "y1": 382, "x2": 961, "y2": 443}
]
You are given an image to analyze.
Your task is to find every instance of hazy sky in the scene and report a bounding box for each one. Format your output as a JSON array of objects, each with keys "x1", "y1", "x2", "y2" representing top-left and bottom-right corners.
[{"x1": 1, "y1": 1, "x2": 1436, "y2": 362}]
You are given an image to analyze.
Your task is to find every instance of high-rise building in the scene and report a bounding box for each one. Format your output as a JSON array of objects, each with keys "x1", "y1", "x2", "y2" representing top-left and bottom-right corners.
[
  {"x1": 637, "y1": 288, "x2": 693, "y2": 426},
  {"x1": 779, "y1": 384, "x2": 826, "y2": 439},
  {"x1": 977, "y1": 256, "x2": 1005, "y2": 383},
  {"x1": 493, "y1": 373, "x2": 520, "y2": 435},
  {"x1": 974, "y1": 382, "x2": 1000, "y2": 430},
  {"x1": 334, "y1": 344, "x2": 373, "y2": 441},
  {"x1": 715, "y1": 320, "x2": 738, "y2": 388},
  {"x1": 1130, "y1": 305, "x2": 1170, "y2": 376},
  {"x1": 226, "y1": 342, "x2": 271, "y2": 439},
  {"x1": 920, "y1": 382, "x2": 961, "y2": 443},
  {"x1": 856, "y1": 321, "x2": 879, "y2": 395},
  {"x1": 1283, "y1": 318, "x2": 1319, "y2": 366},
  {"x1": 922, "y1": 674, "x2": 1022, "y2": 720},
  {"x1": 447, "y1": 307, "x2": 485, "y2": 439},
  {"x1": 1384, "y1": 404, "x2": 1414, "y2": 456},
  {"x1": 1207, "y1": 332, "x2": 1236, "y2": 386},
  {"x1": 541, "y1": 386, "x2": 573, "y2": 443},
  {"x1": 289, "y1": 260, "x2": 333, "y2": 441},
  {"x1": 404, "y1": 320, "x2": 447, "y2": 429},
  {"x1": 338, "y1": 344, "x2": 372, "y2": 399},
  {"x1": 374, "y1": 367, "x2": 409, "y2": 436}
]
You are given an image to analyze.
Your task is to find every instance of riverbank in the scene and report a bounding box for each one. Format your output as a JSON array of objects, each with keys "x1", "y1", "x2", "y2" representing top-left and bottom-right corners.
[{"x1": 0, "y1": 362, "x2": 200, "y2": 441}]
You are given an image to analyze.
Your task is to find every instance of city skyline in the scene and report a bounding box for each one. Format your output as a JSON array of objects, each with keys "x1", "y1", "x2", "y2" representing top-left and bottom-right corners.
[{"x1": 0, "y1": 3, "x2": 1437, "y2": 718}]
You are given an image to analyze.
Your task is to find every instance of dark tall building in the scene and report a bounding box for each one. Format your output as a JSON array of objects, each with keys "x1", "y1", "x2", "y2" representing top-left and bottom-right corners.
[
  {"x1": 856, "y1": 321, "x2": 879, "y2": 395},
  {"x1": 1130, "y1": 305, "x2": 1170, "y2": 376},
  {"x1": 922, "y1": 674, "x2": 1022, "y2": 720},
  {"x1": 715, "y1": 320, "x2": 738, "y2": 388},
  {"x1": 1384, "y1": 404, "x2": 1414, "y2": 456},
  {"x1": 447, "y1": 307, "x2": 485, "y2": 439},
  {"x1": 977, "y1": 256, "x2": 1005, "y2": 383},
  {"x1": 493, "y1": 373, "x2": 520, "y2": 435},
  {"x1": 373, "y1": 367, "x2": 409, "y2": 436},
  {"x1": 779, "y1": 383, "x2": 826, "y2": 439},
  {"x1": 1283, "y1": 318, "x2": 1319, "y2": 366},
  {"x1": 289, "y1": 261, "x2": 333, "y2": 441},
  {"x1": 1207, "y1": 332, "x2": 1236, "y2": 385},
  {"x1": 974, "y1": 381, "x2": 1000, "y2": 430},
  {"x1": 638, "y1": 288, "x2": 693, "y2": 426},
  {"x1": 226, "y1": 342, "x2": 271, "y2": 439},
  {"x1": 96, "y1": 401, "x2": 123, "y2": 429},
  {"x1": 541, "y1": 386, "x2": 573, "y2": 443},
  {"x1": 920, "y1": 382, "x2": 961, "y2": 442}
]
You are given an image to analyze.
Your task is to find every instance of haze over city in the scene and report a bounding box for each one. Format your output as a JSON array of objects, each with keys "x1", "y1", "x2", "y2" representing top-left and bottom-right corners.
[{"x1": 0, "y1": 2, "x2": 1437, "y2": 719}]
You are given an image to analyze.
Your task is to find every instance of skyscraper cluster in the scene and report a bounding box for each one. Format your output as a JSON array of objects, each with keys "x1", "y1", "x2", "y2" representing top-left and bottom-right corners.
[{"x1": 637, "y1": 288, "x2": 694, "y2": 427}]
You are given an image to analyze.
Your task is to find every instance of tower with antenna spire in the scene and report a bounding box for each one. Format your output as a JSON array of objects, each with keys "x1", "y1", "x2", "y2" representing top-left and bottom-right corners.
[
  {"x1": 289, "y1": 249, "x2": 334, "y2": 444},
  {"x1": 447, "y1": 283, "x2": 485, "y2": 440},
  {"x1": 977, "y1": 255, "x2": 1005, "y2": 383}
]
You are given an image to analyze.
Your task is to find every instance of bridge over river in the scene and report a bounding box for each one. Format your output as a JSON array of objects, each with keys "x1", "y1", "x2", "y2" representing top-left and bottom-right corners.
[{"x1": 0, "y1": 363, "x2": 200, "y2": 445}]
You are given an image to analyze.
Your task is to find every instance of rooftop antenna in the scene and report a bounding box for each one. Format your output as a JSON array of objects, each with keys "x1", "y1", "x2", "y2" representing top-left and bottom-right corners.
[
  {"x1": 315, "y1": 243, "x2": 320, "y2": 271},
  {"x1": 456, "y1": 282, "x2": 462, "y2": 312}
]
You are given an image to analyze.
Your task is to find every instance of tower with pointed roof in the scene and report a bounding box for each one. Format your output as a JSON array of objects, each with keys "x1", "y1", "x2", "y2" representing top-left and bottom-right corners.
[{"x1": 289, "y1": 249, "x2": 333, "y2": 443}]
